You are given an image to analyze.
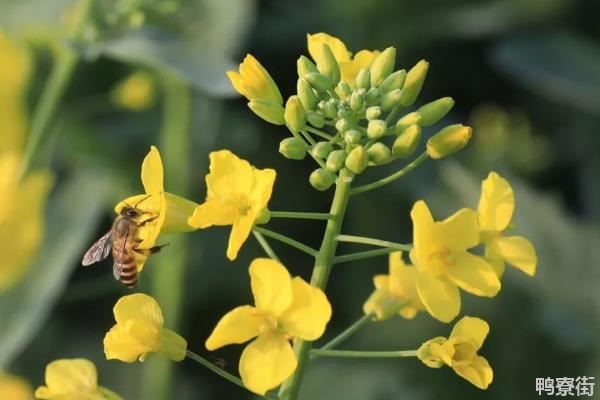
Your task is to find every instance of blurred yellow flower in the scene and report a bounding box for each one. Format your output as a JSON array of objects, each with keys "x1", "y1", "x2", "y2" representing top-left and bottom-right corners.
[
  {"x1": 188, "y1": 150, "x2": 276, "y2": 260},
  {"x1": 307, "y1": 32, "x2": 379, "y2": 85},
  {"x1": 206, "y1": 258, "x2": 332, "y2": 395},
  {"x1": 363, "y1": 252, "x2": 424, "y2": 320},
  {"x1": 115, "y1": 146, "x2": 198, "y2": 271},
  {"x1": 104, "y1": 293, "x2": 187, "y2": 363},
  {"x1": 478, "y1": 172, "x2": 537, "y2": 277},
  {"x1": 227, "y1": 55, "x2": 285, "y2": 124},
  {"x1": 111, "y1": 71, "x2": 156, "y2": 111},
  {"x1": 417, "y1": 316, "x2": 493, "y2": 389},
  {"x1": 0, "y1": 374, "x2": 33, "y2": 400},
  {"x1": 0, "y1": 153, "x2": 52, "y2": 292},
  {"x1": 35, "y1": 358, "x2": 122, "y2": 399},
  {"x1": 410, "y1": 200, "x2": 500, "y2": 323}
]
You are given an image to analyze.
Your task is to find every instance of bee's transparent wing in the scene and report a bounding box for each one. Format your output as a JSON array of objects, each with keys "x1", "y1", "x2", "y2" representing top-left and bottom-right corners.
[{"x1": 82, "y1": 230, "x2": 112, "y2": 266}]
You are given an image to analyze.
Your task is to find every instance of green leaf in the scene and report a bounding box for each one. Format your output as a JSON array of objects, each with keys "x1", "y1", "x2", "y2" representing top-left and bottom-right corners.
[{"x1": 0, "y1": 171, "x2": 110, "y2": 369}]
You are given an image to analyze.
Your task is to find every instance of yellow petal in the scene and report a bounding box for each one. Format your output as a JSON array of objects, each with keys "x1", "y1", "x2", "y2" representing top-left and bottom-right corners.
[
  {"x1": 388, "y1": 252, "x2": 417, "y2": 299},
  {"x1": 453, "y1": 356, "x2": 493, "y2": 389},
  {"x1": 40, "y1": 359, "x2": 98, "y2": 396},
  {"x1": 141, "y1": 146, "x2": 163, "y2": 195},
  {"x1": 158, "y1": 328, "x2": 187, "y2": 361},
  {"x1": 249, "y1": 167, "x2": 277, "y2": 213},
  {"x1": 206, "y1": 150, "x2": 254, "y2": 198},
  {"x1": 445, "y1": 252, "x2": 501, "y2": 297},
  {"x1": 113, "y1": 293, "x2": 163, "y2": 327},
  {"x1": 249, "y1": 258, "x2": 293, "y2": 317},
  {"x1": 340, "y1": 50, "x2": 379, "y2": 84},
  {"x1": 478, "y1": 171, "x2": 514, "y2": 232},
  {"x1": 410, "y1": 200, "x2": 435, "y2": 265},
  {"x1": 399, "y1": 306, "x2": 418, "y2": 320},
  {"x1": 237, "y1": 54, "x2": 282, "y2": 104},
  {"x1": 104, "y1": 322, "x2": 152, "y2": 363},
  {"x1": 279, "y1": 277, "x2": 332, "y2": 340},
  {"x1": 450, "y1": 316, "x2": 489, "y2": 350},
  {"x1": 307, "y1": 33, "x2": 351, "y2": 65},
  {"x1": 373, "y1": 275, "x2": 388, "y2": 289},
  {"x1": 438, "y1": 208, "x2": 480, "y2": 251},
  {"x1": 416, "y1": 272, "x2": 460, "y2": 323},
  {"x1": 0, "y1": 374, "x2": 33, "y2": 400},
  {"x1": 239, "y1": 333, "x2": 297, "y2": 395},
  {"x1": 417, "y1": 337, "x2": 448, "y2": 368},
  {"x1": 492, "y1": 235, "x2": 537, "y2": 276},
  {"x1": 226, "y1": 70, "x2": 248, "y2": 97},
  {"x1": 188, "y1": 198, "x2": 237, "y2": 228},
  {"x1": 226, "y1": 212, "x2": 256, "y2": 260},
  {"x1": 485, "y1": 245, "x2": 507, "y2": 278},
  {"x1": 205, "y1": 305, "x2": 261, "y2": 350}
]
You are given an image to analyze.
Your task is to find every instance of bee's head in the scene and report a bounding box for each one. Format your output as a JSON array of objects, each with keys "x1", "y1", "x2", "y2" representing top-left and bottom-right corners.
[{"x1": 121, "y1": 206, "x2": 142, "y2": 219}]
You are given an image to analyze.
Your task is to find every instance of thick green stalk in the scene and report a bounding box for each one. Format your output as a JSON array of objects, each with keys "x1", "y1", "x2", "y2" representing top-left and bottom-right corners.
[
  {"x1": 278, "y1": 168, "x2": 354, "y2": 400},
  {"x1": 141, "y1": 74, "x2": 191, "y2": 400}
]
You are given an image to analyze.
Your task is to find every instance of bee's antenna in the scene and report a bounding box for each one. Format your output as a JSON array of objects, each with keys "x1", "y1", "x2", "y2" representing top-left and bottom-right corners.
[{"x1": 133, "y1": 194, "x2": 152, "y2": 208}]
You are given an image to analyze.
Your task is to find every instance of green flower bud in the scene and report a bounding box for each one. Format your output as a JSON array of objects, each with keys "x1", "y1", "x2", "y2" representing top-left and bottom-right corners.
[
  {"x1": 337, "y1": 107, "x2": 351, "y2": 119},
  {"x1": 367, "y1": 142, "x2": 392, "y2": 165},
  {"x1": 284, "y1": 95, "x2": 306, "y2": 134},
  {"x1": 317, "y1": 44, "x2": 341, "y2": 84},
  {"x1": 350, "y1": 88, "x2": 366, "y2": 111},
  {"x1": 379, "y1": 69, "x2": 406, "y2": 94},
  {"x1": 370, "y1": 47, "x2": 396, "y2": 86},
  {"x1": 323, "y1": 100, "x2": 337, "y2": 119},
  {"x1": 366, "y1": 106, "x2": 382, "y2": 121},
  {"x1": 355, "y1": 68, "x2": 371, "y2": 89},
  {"x1": 336, "y1": 81, "x2": 352, "y2": 98},
  {"x1": 248, "y1": 100, "x2": 285, "y2": 125},
  {"x1": 307, "y1": 111, "x2": 325, "y2": 128},
  {"x1": 426, "y1": 124, "x2": 472, "y2": 159},
  {"x1": 309, "y1": 168, "x2": 336, "y2": 191},
  {"x1": 305, "y1": 72, "x2": 334, "y2": 93},
  {"x1": 417, "y1": 97, "x2": 455, "y2": 126},
  {"x1": 311, "y1": 141, "x2": 333, "y2": 159},
  {"x1": 365, "y1": 87, "x2": 380, "y2": 106},
  {"x1": 344, "y1": 129, "x2": 362, "y2": 144},
  {"x1": 395, "y1": 112, "x2": 421, "y2": 133},
  {"x1": 400, "y1": 60, "x2": 429, "y2": 107},
  {"x1": 279, "y1": 137, "x2": 307, "y2": 160},
  {"x1": 335, "y1": 118, "x2": 351, "y2": 132},
  {"x1": 326, "y1": 150, "x2": 348, "y2": 172},
  {"x1": 380, "y1": 88, "x2": 403, "y2": 112},
  {"x1": 392, "y1": 124, "x2": 421, "y2": 158},
  {"x1": 255, "y1": 208, "x2": 271, "y2": 224},
  {"x1": 297, "y1": 78, "x2": 318, "y2": 111},
  {"x1": 345, "y1": 145, "x2": 369, "y2": 174},
  {"x1": 297, "y1": 55, "x2": 318, "y2": 78},
  {"x1": 367, "y1": 119, "x2": 387, "y2": 139}
]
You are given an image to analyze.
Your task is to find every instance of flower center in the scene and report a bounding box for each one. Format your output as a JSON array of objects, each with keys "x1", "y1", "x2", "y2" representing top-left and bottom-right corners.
[
  {"x1": 258, "y1": 314, "x2": 279, "y2": 334},
  {"x1": 451, "y1": 341, "x2": 477, "y2": 367},
  {"x1": 224, "y1": 193, "x2": 252, "y2": 216},
  {"x1": 427, "y1": 246, "x2": 455, "y2": 276}
]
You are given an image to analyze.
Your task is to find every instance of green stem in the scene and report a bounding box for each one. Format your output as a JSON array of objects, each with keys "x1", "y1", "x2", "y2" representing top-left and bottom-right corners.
[
  {"x1": 253, "y1": 227, "x2": 317, "y2": 257},
  {"x1": 336, "y1": 234, "x2": 412, "y2": 251},
  {"x1": 18, "y1": 0, "x2": 93, "y2": 180},
  {"x1": 311, "y1": 349, "x2": 418, "y2": 358},
  {"x1": 278, "y1": 168, "x2": 354, "y2": 400},
  {"x1": 384, "y1": 104, "x2": 402, "y2": 126},
  {"x1": 253, "y1": 230, "x2": 281, "y2": 262},
  {"x1": 319, "y1": 314, "x2": 373, "y2": 351},
  {"x1": 269, "y1": 211, "x2": 331, "y2": 220},
  {"x1": 305, "y1": 126, "x2": 334, "y2": 141},
  {"x1": 142, "y1": 74, "x2": 191, "y2": 400},
  {"x1": 350, "y1": 152, "x2": 429, "y2": 196},
  {"x1": 185, "y1": 350, "x2": 278, "y2": 400},
  {"x1": 333, "y1": 248, "x2": 398, "y2": 264},
  {"x1": 300, "y1": 129, "x2": 316, "y2": 145}
]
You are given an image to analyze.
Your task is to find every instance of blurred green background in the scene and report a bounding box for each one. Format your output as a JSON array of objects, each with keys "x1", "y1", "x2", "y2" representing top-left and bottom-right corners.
[{"x1": 2, "y1": 0, "x2": 600, "y2": 398}]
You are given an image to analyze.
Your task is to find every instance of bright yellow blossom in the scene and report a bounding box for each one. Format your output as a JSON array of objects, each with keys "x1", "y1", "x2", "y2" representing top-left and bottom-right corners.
[
  {"x1": 0, "y1": 374, "x2": 33, "y2": 400},
  {"x1": 410, "y1": 201, "x2": 500, "y2": 323},
  {"x1": 206, "y1": 258, "x2": 332, "y2": 395},
  {"x1": 104, "y1": 293, "x2": 187, "y2": 363},
  {"x1": 478, "y1": 172, "x2": 537, "y2": 277},
  {"x1": 35, "y1": 358, "x2": 122, "y2": 399},
  {"x1": 115, "y1": 146, "x2": 198, "y2": 271},
  {"x1": 111, "y1": 71, "x2": 156, "y2": 111},
  {"x1": 417, "y1": 316, "x2": 493, "y2": 389},
  {"x1": 363, "y1": 252, "x2": 424, "y2": 320},
  {"x1": 307, "y1": 33, "x2": 379, "y2": 85},
  {"x1": 227, "y1": 54, "x2": 285, "y2": 124},
  {"x1": 188, "y1": 150, "x2": 276, "y2": 261}
]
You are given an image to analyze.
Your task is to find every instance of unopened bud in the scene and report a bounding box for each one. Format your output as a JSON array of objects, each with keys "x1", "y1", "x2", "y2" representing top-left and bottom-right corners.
[
  {"x1": 326, "y1": 150, "x2": 348, "y2": 172},
  {"x1": 345, "y1": 145, "x2": 369, "y2": 174},
  {"x1": 395, "y1": 112, "x2": 421, "y2": 133},
  {"x1": 297, "y1": 78, "x2": 318, "y2": 111},
  {"x1": 309, "y1": 168, "x2": 336, "y2": 191},
  {"x1": 417, "y1": 97, "x2": 454, "y2": 126},
  {"x1": 366, "y1": 87, "x2": 380, "y2": 106},
  {"x1": 307, "y1": 111, "x2": 325, "y2": 128},
  {"x1": 380, "y1": 88, "x2": 403, "y2": 111},
  {"x1": 255, "y1": 208, "x2": 271, "y2": 224},
  {"x1": 367, "y1": 119, "x2": 387, "y2": 140},
  {"x1": 426, "y1": 124, "x2": 472, "y2": 159},
  {"x1": 370, "y1": 47, "x2": 396, "y2": 86},
  {"x1": 335, "y1": 118, "x2": 351, "y2": 132},
  {"x1": 366, "y1": 106, "x2": 382, "y2": 121},
  {"x1": 344, "y1": 129, "x2": 362, "y2": 144},
  {"x1": 284, "y1": 96, "x2": 306, "y2": 134},
  {"x1": 379, "y1": 69, "x2": 406, "y2": 94},
  {"x1": 350, "y1": 88, "x2": 366, "y2": 111},
  {"x1": 392, "y1": 124, "x2": 421, "y2": 158},
  {"x1": 279, "y1": 137, "x2": 307, "y2": 160},
  {"x1": 311, "y1": 141, "x2": 333, "y2": 159},
  {"x1": 305, "y1": 72, "x2": 334, "y2": 93},
  {"x1": 400, "y1": 60, "x2": 429, "y2": 107},
  {"x1": 355, "y1": 68, "x2": 371, "y2": 89},
  {"x1": 323, "y1": 99, "x2": 337, "y2": 119},
  {"x1": 248, "y1": 100, "x2": 285, "y2": 125},
  {"x1": 336, "y1": 81, "x2": 352, "y2": 98},
  {"x1": 317, "y1": 44, "x2": 341, "y2": 84},
  {"x1": 367, "y1": 143, "x2": 392, "y2": 165},
  {"x1": 297, "y1": 55, "x2": 319, "y2": 78},
  {"x1": 337, "y1": 107, "x2": 351, "y2": 119}
]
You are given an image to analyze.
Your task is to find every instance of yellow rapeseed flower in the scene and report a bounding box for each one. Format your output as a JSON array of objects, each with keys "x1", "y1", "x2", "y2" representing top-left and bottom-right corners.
[
  {"x1": 363, "y1": 252, "x2": 424, "y2": 320},
  {"x1": 410, "y1": 200, "x2": 500, "y2": 323},
  {"x1": 417, "y1": 316, "x2": 493, "y2": 389},
  {"x1": 35, "y1": 358, "x2": 122, "y2": 399},
  {"x1": 205, "y1": 258, "x2": 332, "y2": 395},
  {"x1": 115, "y1": 146, "x2": 198, "y2": 271},
  {"x1": 188, "y1": 150, "x2": 276, "y2": 261},
  {"x1": 307, "y1": 32, "x2": 379, "y2": 85},
  {"x1": 111, "y1": 71, "x2": 156, "y2": 111},
  {"x1": 0, "y1": 374, "x2": 33, "y2": 400},
  {"x1": 104, "y1": 293, "x2": 187, "y2": 363},
  {"x1": 478, "y1": 172, "x2": 537, "y2": 277}
]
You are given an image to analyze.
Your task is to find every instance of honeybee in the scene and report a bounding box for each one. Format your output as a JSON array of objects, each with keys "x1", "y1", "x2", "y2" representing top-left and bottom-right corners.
[{"x1": 82, "y1": 200, "x2": 166, "y2": 288}]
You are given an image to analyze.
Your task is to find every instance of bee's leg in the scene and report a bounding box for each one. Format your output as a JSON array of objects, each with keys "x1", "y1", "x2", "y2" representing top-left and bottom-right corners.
[
  {"x1": 133, "y1": 243, "x2": 169, "y2": 256},
  {"x1": 137, "y1": 215, "x2": 158, "y2": 227}
]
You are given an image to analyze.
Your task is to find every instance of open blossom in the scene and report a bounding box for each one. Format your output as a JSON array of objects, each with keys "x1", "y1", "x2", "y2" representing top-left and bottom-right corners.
[
  {"x1": 205, "y1": 258, "x2": 332, "y2": 395},
  {"x1": 418, "y1": 316, "x2": 493, "y2": 389},
  {"x1": 34, "y1": 359, "x2": 122, "y2": 399},
  {"x1": 188, "y1": 150, "x2": 276, "y2": 260},
  {"x1": 478, "y1": 172, "x2": 537, "y2": 278},
  {"x1": 410, "y1": 200, "x2": 500, "y2": 322},
  {"x1": 104, "y1": 293, "x2": 187, "y2": 363},
  {"x1": 363, "y1": 252, "x2": 424, "y2": 320}
]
